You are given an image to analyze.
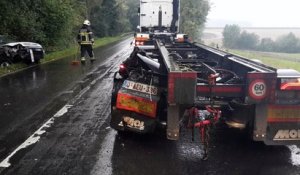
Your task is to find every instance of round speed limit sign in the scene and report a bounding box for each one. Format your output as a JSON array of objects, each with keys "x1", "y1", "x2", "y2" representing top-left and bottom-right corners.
[{"x1": 249, "y1": 79, "x2": 267, "y2": 100}]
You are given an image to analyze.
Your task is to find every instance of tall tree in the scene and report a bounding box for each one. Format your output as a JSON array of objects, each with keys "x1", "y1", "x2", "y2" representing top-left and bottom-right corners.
[
  {"x1": 180, "y1": 0, "x2": 210, "y2": 40},
  {"x1": 237, "y1": 31, "x2": 259, "y2": 50},
  {"x1": 125, "y1": 0, "x2": 139, "y2": 30},
  {"x1": 0, "y1": 0, "x2": 83, "y2": 50},
  {"x1": 222, "y1": 24, "x2": 241, "y2": 48},
  {"x1": 90, "y1": 0, "x2": 135, "y2": 36},
  {"x1": 90, "y1": 0, "x2": 119, "y2": 36},
  {"x1": 259, "y1": 38, "x2": 276, "y2": 52},
  {"x1": 275, "y1": 32, "x2": 299, "y2": 53},
  {"x1": 39, "y1": 0, "x2": 79, "y2": 50}
]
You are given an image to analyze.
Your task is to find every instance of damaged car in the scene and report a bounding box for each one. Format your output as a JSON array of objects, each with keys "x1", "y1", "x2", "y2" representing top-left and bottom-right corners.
[{"x1": 0, "y1": 35, "x2": 45, "y2": 66}]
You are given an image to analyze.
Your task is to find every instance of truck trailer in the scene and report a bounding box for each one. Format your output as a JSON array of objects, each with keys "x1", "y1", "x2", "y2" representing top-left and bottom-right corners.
[{"x1": 110, "y1": 0, "x2": 300, "y2": 158}]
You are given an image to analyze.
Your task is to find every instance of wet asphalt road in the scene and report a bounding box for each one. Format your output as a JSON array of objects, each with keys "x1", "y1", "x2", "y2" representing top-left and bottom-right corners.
[{"x1": 0, "y1": 37, "x2": 300, "y2": 175}]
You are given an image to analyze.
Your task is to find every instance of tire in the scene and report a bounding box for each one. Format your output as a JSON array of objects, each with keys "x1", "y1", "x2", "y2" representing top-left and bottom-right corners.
[
  {"x1": 0, "y1": 62, "x2": 10, "y2": 67},
  {"x1": 34, "y1": 58, "x2": 41, "y2": 64},
  {"x1": 245, "y1": 119, "x2": 255, "y2": 141}
]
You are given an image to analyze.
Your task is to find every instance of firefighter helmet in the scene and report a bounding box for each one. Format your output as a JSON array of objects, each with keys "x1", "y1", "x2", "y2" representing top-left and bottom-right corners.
[{"x1": 83, "y1": 20, "x2": 90, "y2": 26}]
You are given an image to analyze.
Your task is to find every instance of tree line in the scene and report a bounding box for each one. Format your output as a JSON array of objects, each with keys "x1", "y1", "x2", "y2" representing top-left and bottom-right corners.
[
  {"x1": 0, "y1": 0, "x2": 139, "y2": 51},
  {"x1": 0, "y1": 0, "x2": 210, "y2": 51},
  {"x1": 222, "y1": 24, "x2": 300, "y2": 53}
]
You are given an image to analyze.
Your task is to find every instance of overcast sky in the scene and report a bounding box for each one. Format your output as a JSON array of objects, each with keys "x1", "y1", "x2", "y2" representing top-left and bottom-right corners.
[{"x1": 206, "y1": 0, "x2": 300, "y2": 27}]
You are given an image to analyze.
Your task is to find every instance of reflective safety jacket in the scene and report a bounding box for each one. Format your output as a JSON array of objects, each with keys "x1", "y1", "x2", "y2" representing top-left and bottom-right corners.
[{"x1": 77, "y1": 25, "x2": 94, "y2": 45}]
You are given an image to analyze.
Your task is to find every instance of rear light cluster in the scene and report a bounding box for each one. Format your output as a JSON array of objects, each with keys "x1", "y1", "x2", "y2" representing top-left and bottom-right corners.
[
  {"x1": 119, "y1": 64, "x2": 125, "y2": 69},
  {"x1": 280, "y1": 78, "x2": 300, "y2": 90},
  {"x1": 119, "y1": 64, "x2": 127, "y2": 76}
]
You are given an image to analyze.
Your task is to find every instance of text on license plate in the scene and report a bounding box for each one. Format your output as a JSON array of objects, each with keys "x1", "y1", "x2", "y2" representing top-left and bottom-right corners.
[{"x1": 123, "y1": 80, "x2": 158, "y2": 95}]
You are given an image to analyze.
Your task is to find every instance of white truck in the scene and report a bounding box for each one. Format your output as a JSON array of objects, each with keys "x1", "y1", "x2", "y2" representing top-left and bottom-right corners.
[{"x1": 138, "y1": 0, "x2": 179, "y2": 33}]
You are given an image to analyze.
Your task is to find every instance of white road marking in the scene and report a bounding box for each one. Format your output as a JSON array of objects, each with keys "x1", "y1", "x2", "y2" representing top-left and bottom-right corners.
[
  {"x1": 288, "y1": 145, "x2": 300, "y2": 166},
  {"x1": 91, "y1": 130, "x2": 117, "y2": 175},
  {"x1": 0, "y1": 105, "x2": 72, "y2": 168}
]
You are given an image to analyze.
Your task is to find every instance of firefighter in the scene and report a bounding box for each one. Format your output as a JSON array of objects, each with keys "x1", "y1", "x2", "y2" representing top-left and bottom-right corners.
[{"x1": 77, "y1": 19, "x2": 95, "y2": 63}]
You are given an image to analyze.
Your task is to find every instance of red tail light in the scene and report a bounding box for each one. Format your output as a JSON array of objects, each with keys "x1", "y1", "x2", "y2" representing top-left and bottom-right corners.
[
  {"x1": 119, "y1": 64, "x2": 127, "y2": 76},
  {"x1": 120, "y1": 64, "x2": 125, "y2": 70},
  {"x1": 280, "y1": 79, "x2": 300, "y2": 90},
  {"x1": 280, "y1": 78, "x2": 300, "y2": 90}
]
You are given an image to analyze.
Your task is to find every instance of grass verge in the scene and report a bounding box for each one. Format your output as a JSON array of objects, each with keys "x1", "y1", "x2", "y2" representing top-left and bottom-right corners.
[
  {"x1": 0, "y1": 35, "x2": 127, "y2": 77},
  {"x1": 229, "y1": 49, "x2": 300, "y2": 72}
]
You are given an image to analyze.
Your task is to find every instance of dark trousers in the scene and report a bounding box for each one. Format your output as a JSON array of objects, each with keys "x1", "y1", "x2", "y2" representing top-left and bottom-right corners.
[{"x1": 80, "y1": 44, "x2": 94, "y2": 58}]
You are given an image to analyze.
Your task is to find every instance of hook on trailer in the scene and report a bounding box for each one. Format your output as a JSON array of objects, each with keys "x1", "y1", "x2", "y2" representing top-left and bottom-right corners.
[{"x1": 185, "y1": 106, "x2": 221, "y2": 160}]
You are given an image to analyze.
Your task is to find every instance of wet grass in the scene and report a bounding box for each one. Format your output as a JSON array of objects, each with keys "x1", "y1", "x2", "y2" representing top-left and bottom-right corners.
[
  {"x1": 0, "y1": 63, "x2": 28, "y2": 76},
  {"x1": 229, "y1": 49, "x2": 300, "y2": 71},
  {"x1": 0, "y1": 35, "x2": 127, "y2": 77}
]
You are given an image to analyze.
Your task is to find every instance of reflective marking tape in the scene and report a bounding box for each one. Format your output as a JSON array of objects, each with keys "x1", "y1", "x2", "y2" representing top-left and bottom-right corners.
[{"x1": 0, "y1": 105, "x2": 72, "y2": 168}]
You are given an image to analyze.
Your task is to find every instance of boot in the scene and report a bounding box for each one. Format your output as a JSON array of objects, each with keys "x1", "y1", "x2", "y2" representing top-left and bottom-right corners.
[
  {"x1": 90, "y1": 57, "x2": 95, "y2": 62},
  {"x1": 81, "y1": 57, "x2": 86, "y2": 62}
]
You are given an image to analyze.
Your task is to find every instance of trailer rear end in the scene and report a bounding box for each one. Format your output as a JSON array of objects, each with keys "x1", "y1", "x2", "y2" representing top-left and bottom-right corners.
[{"x1": 111, "y1": 36, "x2": 300, "y2": 147}]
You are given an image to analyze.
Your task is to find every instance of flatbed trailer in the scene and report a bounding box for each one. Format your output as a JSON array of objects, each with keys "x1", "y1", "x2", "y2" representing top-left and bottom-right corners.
[
  {"x1": 111, "y1": 35, "x2": 300, "y2": 147},
  {"x1": 110, "y1": 0, "x2": 300, "y2": 159}
]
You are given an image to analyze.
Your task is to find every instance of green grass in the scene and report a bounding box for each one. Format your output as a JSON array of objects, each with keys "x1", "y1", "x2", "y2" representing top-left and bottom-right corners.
[
  {"x1": 229, "y1": 49, "x2": 300, "y2": 72},
  {"x1": 0, "y1": 35, "x2": 126, "y2": 77}
]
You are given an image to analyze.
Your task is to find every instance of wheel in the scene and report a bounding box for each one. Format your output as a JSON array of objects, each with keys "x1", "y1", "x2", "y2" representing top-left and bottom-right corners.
[
  {"x1": 34, "y1": 58, "x2": 41, "y2": 64},
  {"x1": 0, "y1": 62, "x2": 10, "y2": 67}
]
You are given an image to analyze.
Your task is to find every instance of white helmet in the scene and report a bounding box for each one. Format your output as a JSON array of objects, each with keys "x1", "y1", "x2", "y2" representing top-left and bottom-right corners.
[{"x1": 83, "y1": 20, "x2": 90, "y2": 26}]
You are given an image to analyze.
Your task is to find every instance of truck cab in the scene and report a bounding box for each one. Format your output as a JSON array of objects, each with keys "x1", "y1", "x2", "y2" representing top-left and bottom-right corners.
[{"x1": 138, "y1": 0, "x2": 178, "y2": 33}]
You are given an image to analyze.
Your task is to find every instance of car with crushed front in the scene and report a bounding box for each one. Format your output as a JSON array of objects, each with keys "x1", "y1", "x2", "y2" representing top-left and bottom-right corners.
[{"x1": 0, "y1": 35, "x2": 45, "y2": 66}]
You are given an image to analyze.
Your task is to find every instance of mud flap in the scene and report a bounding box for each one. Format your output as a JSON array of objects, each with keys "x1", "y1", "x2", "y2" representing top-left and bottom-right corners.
[
  {"x1": 264, "y1": 105, "x2": 300, "y2": 145},
  {"x1": 167, "y1": 104, "x2": 180, "y2": 140},
  {"x1": 265, "y1": 123, "x2": 300, "y2": 145}
]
